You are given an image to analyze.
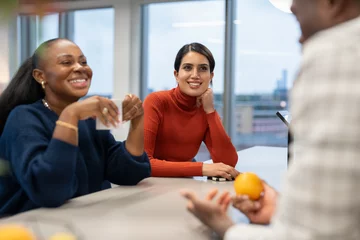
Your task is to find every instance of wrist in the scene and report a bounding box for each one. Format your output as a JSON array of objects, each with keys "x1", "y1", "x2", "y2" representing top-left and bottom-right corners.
[
  {"x1": 201, "y1": 163, "x2": 208, "y2": 176},
  {"x1": 60, "y1": 106, "x2": 79, "y2": 126},
  {"x1": 211, "y1": 216, "x2": 234, "y2": 238},
  {"x1": 204, "y1": 108, "x2": 215, "y2": 114},
  {"x1": 130, "y1": 114, "x2": 144, "y2": 128}
]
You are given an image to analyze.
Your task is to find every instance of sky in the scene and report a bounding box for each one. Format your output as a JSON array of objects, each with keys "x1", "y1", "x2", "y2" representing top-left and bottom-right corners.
[{"x1": 37, "y1": 0, "x2": 301, "y2": 96}]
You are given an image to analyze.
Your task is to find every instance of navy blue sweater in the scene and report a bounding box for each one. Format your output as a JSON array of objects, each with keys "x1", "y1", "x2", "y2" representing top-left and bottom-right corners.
[{"x1": 0, "y1": 100, "x2": 151, "y2": 215}]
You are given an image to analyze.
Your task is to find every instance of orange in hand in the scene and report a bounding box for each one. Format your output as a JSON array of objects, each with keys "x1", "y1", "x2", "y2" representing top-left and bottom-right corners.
[
  {"x1": 233, "y1": 172, "x2": 264, "y2": 200},
  {"x1": 0, "y1": 224, "x2": 35, "y2": 240}
]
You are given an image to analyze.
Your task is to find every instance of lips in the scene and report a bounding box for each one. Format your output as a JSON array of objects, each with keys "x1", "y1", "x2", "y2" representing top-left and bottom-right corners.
[
  {"x1": 188, "y1": 82, "x2": 202, "y2": 89},
  {"x1": 68, "y1": 78, "x2": 89, "y2": 89}
]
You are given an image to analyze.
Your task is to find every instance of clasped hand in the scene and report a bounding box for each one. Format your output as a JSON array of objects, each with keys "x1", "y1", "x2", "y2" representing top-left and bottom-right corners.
[{"x1": 65, "y1": 94, "x2": 143, "y2": 127}]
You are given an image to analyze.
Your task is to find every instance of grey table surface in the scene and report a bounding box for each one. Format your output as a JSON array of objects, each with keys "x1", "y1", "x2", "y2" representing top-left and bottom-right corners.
[{"x1": 0, "y1": 146, "x2": 287, "y2": 240}]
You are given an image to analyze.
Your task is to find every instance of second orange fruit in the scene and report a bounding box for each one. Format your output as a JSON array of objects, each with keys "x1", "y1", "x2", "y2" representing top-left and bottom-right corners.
[{"x1": 233, "y1": 172, "x2": 264, "y2": 200}]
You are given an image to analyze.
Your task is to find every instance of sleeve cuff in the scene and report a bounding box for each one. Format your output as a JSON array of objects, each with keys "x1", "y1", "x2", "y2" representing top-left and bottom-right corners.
[{"x1": 224, "y1": 224, "x2": 273, "y2": 240}]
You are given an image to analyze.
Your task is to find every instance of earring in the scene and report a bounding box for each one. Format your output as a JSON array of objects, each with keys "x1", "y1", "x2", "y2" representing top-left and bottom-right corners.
[{"x1": 41, "y1": 81, "x2": 46, "y2": 89}]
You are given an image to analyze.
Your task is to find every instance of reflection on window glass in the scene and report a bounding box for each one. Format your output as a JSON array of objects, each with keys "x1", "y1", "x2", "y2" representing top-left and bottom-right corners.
[
  {"x1": 233, "y1": 0, "x2": 301, "y2": 150},
  {"x1": 73, "y1": 8, "x2": 114, "y2": 97},
  {"x1": 144, "y1": 1, "x2": 225, "y2": 161},
  {"x1": 38, "y1": 13, "x2": 59, "y2": 44}
]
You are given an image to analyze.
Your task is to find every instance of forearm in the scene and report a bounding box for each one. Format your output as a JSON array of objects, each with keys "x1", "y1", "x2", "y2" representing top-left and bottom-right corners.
[
  {"x1": 150, "y1": 158, "x2": 203, "y2": 177},
  {"x1": 53, "y1": 108, "x2": 79, "y2": 146},
  {"x1": 206, "y1": 112, "x2": 238, "y2": 166},
  {"x1": 125, "y1": 115, "x2": 144, "y2": 156}
]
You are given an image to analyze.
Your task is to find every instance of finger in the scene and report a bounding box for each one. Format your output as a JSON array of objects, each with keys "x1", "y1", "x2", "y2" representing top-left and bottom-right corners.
[
  {"x1": 108, "y1": 100, "x2": 120, "y2": 118},
  {"x1": 221, "y1": 194, "x2": 232, "y2": 212},
  {"x1": 225, "y1": 167, "x2": 238, "y2": 179},
  {"x1": 234, "y1": 199, "x2": 261, "y2": 213},
  {"x1": 122, "y1": 97, "x2": 138, "y2": 120},
  {"x1": 180, "y1": 189, "x2": 197, "y2": 202},
  {"x1": 104, "y1": 102, "x2": 120, "y2": 124},
  {"x1": 217, "y1": 191, "x2": 230, "y2": 205},
  {"x1": 205, "y1": 189, "x2": 218, "y2": 201},
  {"x1": 106, "y1": 113, "x2": 118, "y2": 128},
  {"x1": 122, "y1": 95, "x2": 132, "y2": 112},
  {"x1": 100, "y1": 104, "x2": 117, "y2": 128},
  {"x1": 186, "y1": 201, "x2": 195, "y2": 213},
  {"x1": 232, "y1": 195, "x2": 247, "y2": 205},
  {"x1": 96, "y1": 112, "x2": 109, "y2": 127},
  {"x1": 123, "y1": 106, "x2": 137, "y2": 121},
  {"x1": 217, "y1": 170, "x2": 232, "y2": 180}
]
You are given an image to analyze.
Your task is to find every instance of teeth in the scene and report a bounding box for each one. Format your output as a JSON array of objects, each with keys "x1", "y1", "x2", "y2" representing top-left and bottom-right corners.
[
  {"x1": 70, "y1": 79, "x2": 86, "y2": 83},
  {"x1": 189, "y1": 83, "x2": 200, "y2": 86}
]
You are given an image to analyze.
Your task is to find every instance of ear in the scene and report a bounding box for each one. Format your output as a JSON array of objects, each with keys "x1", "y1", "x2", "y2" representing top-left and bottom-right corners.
[
  {"x1": 174, "y1": 70, "x2": 179, "y2": 82},
  {"x1": 32, "y1": 69, "x2": 45, "y2": 84},
  {"x1": 210, "y1": 72, "x2": 214, "y2": 79},
  {"x1": 326, "y1": 0, "x2": 348, "y2": 17}
]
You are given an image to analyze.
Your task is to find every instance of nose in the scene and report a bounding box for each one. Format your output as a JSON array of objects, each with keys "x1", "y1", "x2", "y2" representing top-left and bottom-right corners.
[
  {"x1": 73, "y1": 62, "x2": 86, "y2": 72},
  {"x1": 191, "y1": 68, "x2": 200, "y2": 78}
]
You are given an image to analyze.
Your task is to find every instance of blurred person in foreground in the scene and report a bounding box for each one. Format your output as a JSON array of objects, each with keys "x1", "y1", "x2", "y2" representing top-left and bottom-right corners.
[{"x1": 181, "y1": 0, "x2": 360, "y2": 239}]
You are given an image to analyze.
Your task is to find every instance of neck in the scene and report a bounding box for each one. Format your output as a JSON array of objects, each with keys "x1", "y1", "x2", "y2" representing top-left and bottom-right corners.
[
  {"x1": 44, "y1": 94, "x2": 79, "y2": 116},
  {"x1": 173, "y1": 86, "x2": 197, "y2": 111}
]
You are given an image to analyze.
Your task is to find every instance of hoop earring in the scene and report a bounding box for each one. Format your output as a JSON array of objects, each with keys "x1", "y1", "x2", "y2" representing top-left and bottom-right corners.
[{"x1": 41, "y1": 81, "x2": 46, "y2": 89}]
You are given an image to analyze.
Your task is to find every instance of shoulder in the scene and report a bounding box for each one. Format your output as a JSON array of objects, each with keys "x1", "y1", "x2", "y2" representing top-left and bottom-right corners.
[
  {"x1": 302, "y1": 19, "x2": 360, "y2": 67},
  {"x1": 7, "y1": 101, "x2": 45, "y2": 123},
  {"x1": 2, "y1": 101, "x2": 51, "y2": 138},
  {"x1": 143, "y1": 90, "x2": 172, "y2": 109}
]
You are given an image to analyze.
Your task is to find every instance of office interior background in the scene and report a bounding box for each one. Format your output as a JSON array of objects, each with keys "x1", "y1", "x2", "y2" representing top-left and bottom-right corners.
[{"x1": 0, "y1": 0, "x2": 300, "y2": 161}]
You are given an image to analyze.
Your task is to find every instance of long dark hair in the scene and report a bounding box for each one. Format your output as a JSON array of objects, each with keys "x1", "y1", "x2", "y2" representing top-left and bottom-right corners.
[
  {"x1": 0, "y1": 38, "x2": 63, "y2": 135},
  {"x1": 174, "y1": 42, "x2": 215, "y2": 73}
]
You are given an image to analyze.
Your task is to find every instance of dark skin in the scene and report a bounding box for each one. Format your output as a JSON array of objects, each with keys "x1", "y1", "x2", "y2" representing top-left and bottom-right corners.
[{"x1": 32, "y1": 39, "x2": 144, "y2": 156}]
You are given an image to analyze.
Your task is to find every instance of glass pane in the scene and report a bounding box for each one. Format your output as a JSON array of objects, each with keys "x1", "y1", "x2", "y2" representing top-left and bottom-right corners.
[
  {"x1": 38, "y1": 13, "x2": 59, "y2": 44},
  {"x1": 233, "y1": 0, "x2": 301, "y2": 150},
  {"x1": 143, "y1": 1, "x2": 225, "y2": 161},
  {"x1": 73, "y1": 8, "x2": 114, "y2": 97}
]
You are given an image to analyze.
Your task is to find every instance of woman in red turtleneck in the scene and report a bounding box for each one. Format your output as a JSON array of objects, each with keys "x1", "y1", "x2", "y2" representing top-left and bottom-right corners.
[{"x1": 143, "y1": 42, "x2": 239, "y2": 179}]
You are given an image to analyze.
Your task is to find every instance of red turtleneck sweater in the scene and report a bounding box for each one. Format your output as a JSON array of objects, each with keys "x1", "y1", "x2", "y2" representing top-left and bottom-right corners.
[{"x1": 143, "y1": 87, "x2": 238, "y2": 177}]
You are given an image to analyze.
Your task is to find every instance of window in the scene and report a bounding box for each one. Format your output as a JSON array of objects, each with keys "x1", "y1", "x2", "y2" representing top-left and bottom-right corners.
[
  {"x1": 142, "y1": 0, "x2": 225, "y2": 161},
  {"x1": 38, "y1": 13, "x2": 59, "y2": 44},
  {"x1": 232, "y1": 0, "x2": 301, "y2": 150},
  {"x1": 16, "y1": 8, "x2": 114, "y2": 98},
  {"x1": 73, "y1": 8, "x2": 114, "y2": 97}
]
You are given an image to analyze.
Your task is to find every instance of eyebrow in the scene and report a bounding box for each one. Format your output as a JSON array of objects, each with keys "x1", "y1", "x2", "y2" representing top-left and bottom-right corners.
[
  {"x1": 182, "y1": 63, "x2": 209, "y2": 66},
  {"x1": 56, "y1": 54, "x2": 85, "y2": 58}
]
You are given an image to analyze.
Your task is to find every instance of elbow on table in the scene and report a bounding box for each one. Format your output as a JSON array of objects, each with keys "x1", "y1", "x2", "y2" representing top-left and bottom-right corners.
[
  {"x1": 30, "y1": 192, "x2": 70, "y2": 208},
  {"x1": 24, "y1": 180, "x2": 76, "y2": 209},
  {"x1": 115, "y1": 163, "x2": 151, "y2": 186}
]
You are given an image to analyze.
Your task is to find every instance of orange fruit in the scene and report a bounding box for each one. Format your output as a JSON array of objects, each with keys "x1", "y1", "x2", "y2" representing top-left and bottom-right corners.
[
  {"x1": 0, "y1": 224, "x2": 35, "y2": 240},
  {"x1": 49, "y1": 232, "x2": 77, "y2": 240},
  {"x1": 233, "y1": 172, "x2": 264, "y2": 200}
]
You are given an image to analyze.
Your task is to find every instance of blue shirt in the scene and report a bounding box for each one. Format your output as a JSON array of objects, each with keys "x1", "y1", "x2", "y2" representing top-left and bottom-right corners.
[{"x1": 0, "y1": 100, "x2": 151, "y2": 215}]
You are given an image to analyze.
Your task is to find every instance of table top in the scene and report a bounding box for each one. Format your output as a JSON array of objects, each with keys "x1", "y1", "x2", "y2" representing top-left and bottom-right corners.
[{"x1": 0, "y1": 146, "x2": 287, "y2": 240}]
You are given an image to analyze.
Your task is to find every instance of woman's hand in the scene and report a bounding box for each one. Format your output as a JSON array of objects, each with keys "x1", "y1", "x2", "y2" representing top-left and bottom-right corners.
[
  {"x1": 197, "y1": 88, "x2": 215, "y2": 114},
  {"x1": 202, "y1": 163, "x2": 240, "y2": 180},
  {"x1": 122, "y1": 94, "x2": 143, "y2": 122},
  {"x1": 64, "y1": 96, "x2": 120, "y2": 128}
]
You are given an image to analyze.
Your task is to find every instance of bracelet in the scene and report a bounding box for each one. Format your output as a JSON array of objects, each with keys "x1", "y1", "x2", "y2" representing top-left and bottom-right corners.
[{"x1": 56, "y1": 120, "x2": 78, "y2": 133}]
